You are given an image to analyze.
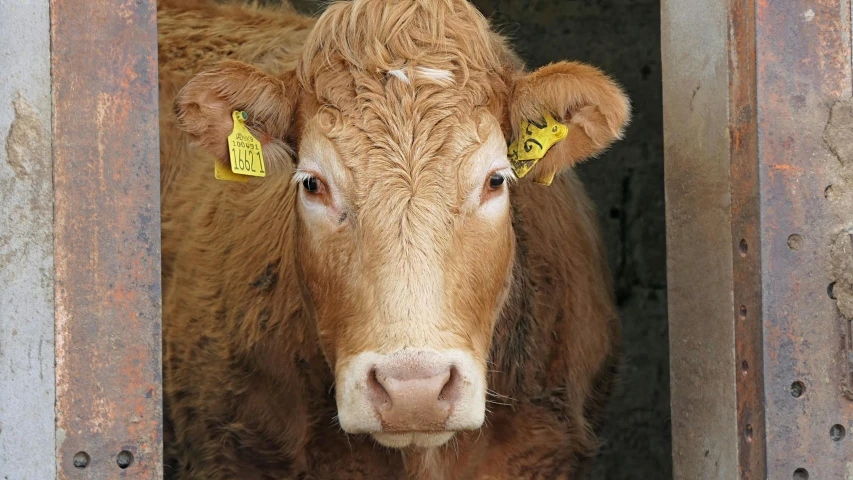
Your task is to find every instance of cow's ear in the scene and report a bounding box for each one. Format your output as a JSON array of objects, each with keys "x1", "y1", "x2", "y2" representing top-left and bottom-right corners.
[
  {"x1": 508, "y1": 61, "x2": 630, "y2": 181},
  {"x1": 175, "y1": 60, "x2": 300, "y2": 174}
]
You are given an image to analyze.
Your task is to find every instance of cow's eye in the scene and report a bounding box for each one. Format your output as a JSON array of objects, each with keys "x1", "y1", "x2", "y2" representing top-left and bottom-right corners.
[
  {"x1": 488, "y1": 173, "x2": 506, "y2": 190},
  {"x1": 302, "y1": 176, "x2": 322, "y2": 194}
]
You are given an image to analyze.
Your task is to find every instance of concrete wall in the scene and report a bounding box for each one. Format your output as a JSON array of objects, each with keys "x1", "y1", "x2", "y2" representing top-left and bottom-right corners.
[{"x1": 0, "y1": 0, "x2": 56, "y2": 479}]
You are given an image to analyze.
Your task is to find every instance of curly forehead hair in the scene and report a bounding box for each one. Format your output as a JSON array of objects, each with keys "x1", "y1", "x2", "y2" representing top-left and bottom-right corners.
[
  {"x1": 297, "y1": 0, "x2": 520, "y2": 90},
  {"x1": 291, "y1": 0, "x2": 524, "y2": 209}
]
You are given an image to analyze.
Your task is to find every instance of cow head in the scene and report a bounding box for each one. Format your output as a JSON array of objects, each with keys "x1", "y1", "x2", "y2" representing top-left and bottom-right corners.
[{"x1": 175, "y1": 0, "x2": 629, "y2": 449}]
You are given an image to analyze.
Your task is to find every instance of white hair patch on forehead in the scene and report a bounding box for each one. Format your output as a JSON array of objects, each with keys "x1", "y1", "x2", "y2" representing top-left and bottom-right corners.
[
  {"x1": 413, "y1": 66, "x2": 455, "y2": 84},
  {"x1": 387, "y1": 69, "x2": 411, "y2": 84},
  {"x1": 386, "y1": 65, "x2": 455, "y2": 85}
]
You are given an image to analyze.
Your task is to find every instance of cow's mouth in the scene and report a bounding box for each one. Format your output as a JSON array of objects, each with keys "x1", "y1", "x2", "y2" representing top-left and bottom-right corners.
[{"x1": 371, "y1": 431, "x2": 456, "y2": 448}]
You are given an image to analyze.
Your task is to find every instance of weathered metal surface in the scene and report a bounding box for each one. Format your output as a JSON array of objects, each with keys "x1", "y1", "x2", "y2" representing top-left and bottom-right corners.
[
  {"x1": 662, "y1": 0, "x2": 740, "y2": 477},
  {"x1": 757, "y1": 0, "x2": 853, "y2": 478},
  {"x1": 666, "y1": 0, "x2": 853, "y2": 477},
  {"x1": 728, "y1": 0, "x2": 766, "y2": 478},
  {"x1": 0, "y1": 0, "x2": 56, "y2": 478},
  {"x1": 52, "y1": 0, "x2": 163, "y2": 477}
]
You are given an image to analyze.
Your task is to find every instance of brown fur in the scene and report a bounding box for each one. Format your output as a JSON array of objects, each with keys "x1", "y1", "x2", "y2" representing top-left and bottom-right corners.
[{"x1": 159, "y1": 1, "x2": 627, "y2": 478}]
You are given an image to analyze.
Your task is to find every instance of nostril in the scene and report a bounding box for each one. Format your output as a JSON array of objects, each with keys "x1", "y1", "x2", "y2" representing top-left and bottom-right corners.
[
  {"x1": 438, "y1": 366, "x2": 461, "y2": 403},
  {"x1": 368, "y1": 368, "x2": 391, "y2": 408}
]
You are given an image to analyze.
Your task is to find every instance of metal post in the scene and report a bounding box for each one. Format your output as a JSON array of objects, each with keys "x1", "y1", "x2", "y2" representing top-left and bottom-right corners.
[
  {"x1": 664, "y1": 0, "x2": 853, "y2": 478},
  {"x1": 52, "y1": 0, "x2": 163, "y2": 477},
  {"x1": 662, "y1": 0, "x2": 740, "y2": 476},
  {"x1": 757, "y1": 1, "x2": 853, "y2": 477}
]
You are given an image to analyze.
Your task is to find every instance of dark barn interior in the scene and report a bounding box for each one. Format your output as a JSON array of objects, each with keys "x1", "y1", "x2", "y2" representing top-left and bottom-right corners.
[{"x1": 258, "y1": 0, "x2": 667, "y2": 477}]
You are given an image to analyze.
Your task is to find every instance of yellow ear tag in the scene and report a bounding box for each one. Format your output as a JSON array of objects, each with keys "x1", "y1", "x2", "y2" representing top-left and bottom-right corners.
[
  {"x1": 215, "y1": 160, "x2": 249, "y2": 182},
  {"x1": 227, "y1": 110, "x2": 266, "y2": 177},
  {"x1": 534, "y1": 169, "x2": 558, "y2": 186},
  {"x1": 508, "y1": 112, "x2": 569, "y2": 186}
]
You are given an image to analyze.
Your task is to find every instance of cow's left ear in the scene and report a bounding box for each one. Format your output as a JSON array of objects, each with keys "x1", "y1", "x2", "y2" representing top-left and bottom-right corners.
[
  {"x1": 508, "y1": 61, "x2": 630, "y2": 181},
  {"x1": 175, "y1": 60, "x2": 300, "y2": 175}
]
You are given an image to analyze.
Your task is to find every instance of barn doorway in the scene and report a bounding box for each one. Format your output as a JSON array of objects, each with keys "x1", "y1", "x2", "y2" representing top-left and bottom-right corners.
[{"x1": 3, "y1": 0, "x2": 670, "y2": 478}]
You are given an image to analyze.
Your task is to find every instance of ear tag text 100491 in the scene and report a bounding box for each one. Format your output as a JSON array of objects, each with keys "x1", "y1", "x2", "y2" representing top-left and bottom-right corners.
[{"x1": 508, "y1": 112, "x2": 569, "y2": 186}]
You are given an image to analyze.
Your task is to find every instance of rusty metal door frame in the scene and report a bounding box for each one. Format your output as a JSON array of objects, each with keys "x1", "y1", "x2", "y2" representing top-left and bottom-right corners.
[
  {"x1": 664, "y1": 0, "x2": 853, "y2": 478},
  {"x1": 52, "y1": 0, "x2": 163, "y2": 477}
]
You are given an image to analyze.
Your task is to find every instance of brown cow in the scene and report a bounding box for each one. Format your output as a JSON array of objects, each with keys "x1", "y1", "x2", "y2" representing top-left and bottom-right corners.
[{"x1": 158, "y1": 0, "x2": 629, "y2": 478}]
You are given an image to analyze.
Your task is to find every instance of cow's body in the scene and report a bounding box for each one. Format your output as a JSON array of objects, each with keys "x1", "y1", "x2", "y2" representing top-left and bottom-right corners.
[{"x1": 159, "y1": 1, "x2": 621, "y2": 479}]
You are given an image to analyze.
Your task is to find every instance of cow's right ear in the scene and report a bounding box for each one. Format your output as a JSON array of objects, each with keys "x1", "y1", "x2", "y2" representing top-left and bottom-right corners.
[{"x1": 175, "y1": 60, "x2": 300, "y2": 174}]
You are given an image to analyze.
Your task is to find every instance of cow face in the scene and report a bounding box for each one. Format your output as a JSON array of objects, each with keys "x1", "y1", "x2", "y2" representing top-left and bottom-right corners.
[
  {"x1": 294, "y1": 102, "x2": 514, "y2": 448},
  {"x1": 176, "y1": 0, "x2": 628, "y2": 449}
]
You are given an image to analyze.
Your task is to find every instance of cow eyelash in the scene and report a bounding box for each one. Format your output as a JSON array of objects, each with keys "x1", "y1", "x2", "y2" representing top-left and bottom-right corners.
[
  {"x1": 292, "y1": 169, "x2": 314, "y2": 185},
  {"x1": 495, "y1": 167, "x2": 517, "y2": 183}
]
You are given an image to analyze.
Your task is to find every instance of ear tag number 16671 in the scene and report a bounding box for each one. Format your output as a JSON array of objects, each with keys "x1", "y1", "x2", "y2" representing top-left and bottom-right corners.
[{"x1": 228, "y1": 111, "x2": 266, "y2": 177}]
